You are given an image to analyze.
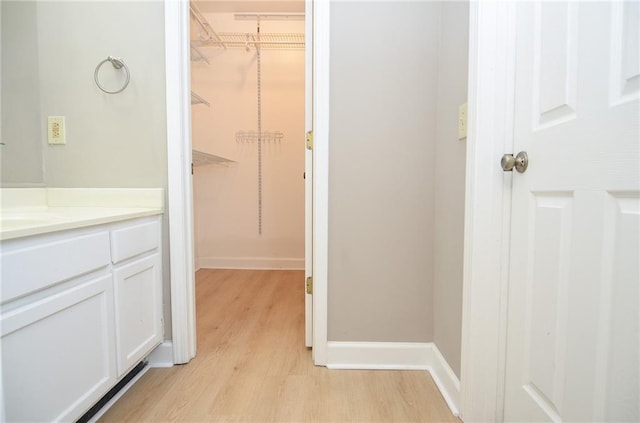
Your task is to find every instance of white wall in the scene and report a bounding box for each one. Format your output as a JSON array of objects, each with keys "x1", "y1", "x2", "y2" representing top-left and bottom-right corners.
[
  {"x1": 328, "y1": 2, "x2": 441, "y2": 342},
  {"x1": 433, "y1": 1, "x2": 469, "y2": 378},
  {"x1": 192, "y1": 14, "x2": 305, "y2": 270}
]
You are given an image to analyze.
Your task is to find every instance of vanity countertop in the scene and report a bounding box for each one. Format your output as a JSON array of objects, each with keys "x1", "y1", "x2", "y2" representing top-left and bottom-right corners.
[{"x1": 0, "y1": 188, "x2": 164, "y2": 241}]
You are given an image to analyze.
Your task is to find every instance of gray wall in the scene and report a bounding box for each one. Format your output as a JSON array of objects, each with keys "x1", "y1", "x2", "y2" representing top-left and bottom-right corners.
[
  {"x1": 37, "y1": 1, "x2": 167, "y2": 188},
  {"x1": 328, "y1": 2, "x2": 441, "y2": 342},
  {"x1": 1, "y1": 2, "x2": 167, "y2": 189},
  {"x1": 327, "y1": 1, "x2": 469, "y2": 377},
  {"x1": 1, "y1": 2, "x2": 44, "y2": 185},
  {"x1": 433, "y1": 1, "x2": 469, "y2": 378}
]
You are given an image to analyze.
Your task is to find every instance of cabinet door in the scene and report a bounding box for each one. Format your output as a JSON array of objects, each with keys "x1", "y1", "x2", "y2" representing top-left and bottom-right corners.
[
  {"x1": 113, "y1": 253, "x2": 163, "y2": 376},
  {"x1": 1, "y1": 275, "x2": 116, "y2": 422}
]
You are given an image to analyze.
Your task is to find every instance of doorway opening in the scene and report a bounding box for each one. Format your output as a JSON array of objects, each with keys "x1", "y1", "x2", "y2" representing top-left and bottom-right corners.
[{"x1": 187, "y1": 2, "x2": 307, "y2": 355}]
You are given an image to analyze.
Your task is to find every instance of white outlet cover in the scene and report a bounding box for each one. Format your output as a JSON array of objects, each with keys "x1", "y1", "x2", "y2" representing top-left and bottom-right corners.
[
  {"x1": 458, "y1": 103, "x2": 467, "y2": 140},
  {"x1": 48, "y1": 116, "x2": 66, "y2": 145}
]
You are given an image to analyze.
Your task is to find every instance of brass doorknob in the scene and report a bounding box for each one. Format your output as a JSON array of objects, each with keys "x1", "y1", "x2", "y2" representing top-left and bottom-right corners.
[{"x1": 501, "y1": 151, "x2": 528, "y2": 173}]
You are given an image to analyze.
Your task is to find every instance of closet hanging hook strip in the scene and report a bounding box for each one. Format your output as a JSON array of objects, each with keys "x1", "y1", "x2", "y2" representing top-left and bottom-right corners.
[{"x1": 94, "y1": 56, "x2": 130, "y2": 94}]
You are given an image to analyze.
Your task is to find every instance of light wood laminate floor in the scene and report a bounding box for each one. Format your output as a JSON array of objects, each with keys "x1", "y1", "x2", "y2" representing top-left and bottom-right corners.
[{"x1": 100, "y1": 269, "x2": 459, "y2": 422}]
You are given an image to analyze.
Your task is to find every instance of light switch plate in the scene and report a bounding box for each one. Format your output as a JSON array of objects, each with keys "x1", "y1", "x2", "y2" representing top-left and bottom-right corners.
[
  {"x1": 458, "y1": 103, "x2": 467, "y2": 140},
  {"x1": 48, "y1": 116, "x2": 66, "y2": 145}
]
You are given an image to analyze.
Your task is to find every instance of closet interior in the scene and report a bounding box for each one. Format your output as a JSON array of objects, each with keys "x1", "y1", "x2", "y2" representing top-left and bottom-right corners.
[{"x1": 189, "y1": 2, "x2": 306, "y2": 271}]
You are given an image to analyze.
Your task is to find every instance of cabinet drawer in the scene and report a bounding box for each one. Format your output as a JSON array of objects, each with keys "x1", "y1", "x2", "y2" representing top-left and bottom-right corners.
[
  {"x1": 110, "y1": 218, "x2": 160, "y2": 264},
  {"x1": 0, "y1": 231, "x2": 110, "y2": 304}
]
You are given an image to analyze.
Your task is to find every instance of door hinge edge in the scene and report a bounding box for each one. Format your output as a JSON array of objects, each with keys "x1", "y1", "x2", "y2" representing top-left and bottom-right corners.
[
  {"x1": 306, "y1": 131, "x2": 313, "y2": 150},
  {"x1": 306, "y1": 276, "x2": 313, "y2": 294}
]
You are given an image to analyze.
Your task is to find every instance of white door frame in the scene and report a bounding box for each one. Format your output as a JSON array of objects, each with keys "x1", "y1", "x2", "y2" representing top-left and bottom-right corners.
[
  {"x1": 304, "y1": 0, "x2": 314, "y2": 348},
  {"x1": 460, "y1": 2, "x2": 516, "y2": 421},
  {"x1": 310, "y1": 0, "x2": 330, "y2": 366},
  {"x1": 164, "y1": 0, "x2": 329, "y2": 366},
  {"x1": 164, "y1": 0, "x2": 197, "y2": 365}
]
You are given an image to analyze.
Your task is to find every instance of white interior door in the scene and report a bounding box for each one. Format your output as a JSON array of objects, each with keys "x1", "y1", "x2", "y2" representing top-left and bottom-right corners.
[
  {"x1": 503, "y1": 2, "x2": 639, "y2": 422},
  {"x1": 304, "y1": 0, "x2": 313, "y2": 347}
]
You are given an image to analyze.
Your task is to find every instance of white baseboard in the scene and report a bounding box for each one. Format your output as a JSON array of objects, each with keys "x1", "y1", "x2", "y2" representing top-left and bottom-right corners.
[
  {"x1": 198, "y1": 256, "x2": 304, "y2": 270},
  {"x1": 147, "y1": 341, "x2": 174, "y2": 368},
  {"x1": 326, "y1": 341, "x2": 460, "y2": 416},
  {"x1": 425, "y1": 344, "x2": 461, "y2": 416},
  {"x1": 327, "y1": 342, "x2": 431, "y2": 370}
]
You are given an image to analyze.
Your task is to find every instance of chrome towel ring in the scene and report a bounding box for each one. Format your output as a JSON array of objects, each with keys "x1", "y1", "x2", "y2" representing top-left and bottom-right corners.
[{"x1": 94, "y1": 56, "x2": 130, "y2": 94}]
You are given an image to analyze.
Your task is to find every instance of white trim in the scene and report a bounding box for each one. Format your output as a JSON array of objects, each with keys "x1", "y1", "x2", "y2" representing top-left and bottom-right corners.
[
  {"x1": 427, "y1": 344, "x2": 462, "y2": 417},
  {"x1": 311, "y1": 0, "x2": 330, "y2": 367},
  {"x1": 327, "y1": 342, "x2": 431, "y2": 370},
  {"x1": 326, "y1": 342, "x2": 460, "y2": 416},
  {"x1": 165, "y1": 0, "x2": 330, "y2": 369},
  {"x1": 460, "y1": 2, "x2": 515, "y2": 422},
  {"x1": 147, "y1": 341, "x2": 175, "y2": 368},
  {"x1": 304, "y1": 0, "x2": 314, "y2": 349},
  {"x1": 197, "y1": 257, "x2": 304, "y2": 270},
  {"x1": 165, "y1": 0, "x2": 197, "y2": 365}
]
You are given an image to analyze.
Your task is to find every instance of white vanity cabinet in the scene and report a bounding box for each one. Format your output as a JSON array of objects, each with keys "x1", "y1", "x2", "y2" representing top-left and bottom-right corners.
[
  {"x1": 0, "y1": 215, "x2": 163, "y2": 423},
  {"x1": 110, "y1": 218, "x2": 163, "y2": 377}
]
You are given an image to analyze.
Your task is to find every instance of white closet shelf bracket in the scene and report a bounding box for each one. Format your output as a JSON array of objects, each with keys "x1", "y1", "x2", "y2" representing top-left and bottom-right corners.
[
  {"x1": 190, "y1": 43, "x2": 210, "y2": 64},
  {"x1": 190, "y1": 1, "x2": 227, "y2": 49},
  {"x1": 191, "y1": 91, "x2": 210, "y2": 107},
  {"x1": 192, "y1": 150, "x2": 234, "y2": 167}
]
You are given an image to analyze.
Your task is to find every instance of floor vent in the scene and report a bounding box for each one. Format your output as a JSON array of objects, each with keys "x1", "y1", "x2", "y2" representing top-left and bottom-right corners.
[{"x1": 77, "y1": 361, "x2": 147, "y2": 423}]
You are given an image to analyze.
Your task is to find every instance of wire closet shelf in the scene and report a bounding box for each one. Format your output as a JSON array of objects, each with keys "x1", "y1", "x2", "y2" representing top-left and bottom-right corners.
[
  {"x1": 189, "y1": 2, "x2": 304, "y2": 51},
  {"x1": 192, "y1": 32, "x2": 304, "y2": 50}
]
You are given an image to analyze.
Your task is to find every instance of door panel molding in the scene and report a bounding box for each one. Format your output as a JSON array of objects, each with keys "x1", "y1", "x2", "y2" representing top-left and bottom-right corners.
[
  {"x1": 593, "y1": 192, "x2": 640, "y2": 421},
  {"x1": 533, "y1": 2, "x2": 578, "y2": 128},
  {"x1": 521, "y1": 192, "x2": 573, "y2": 417},
  {"x1": 609, "y1": 1, "x2": 640, "y2": 106}
]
